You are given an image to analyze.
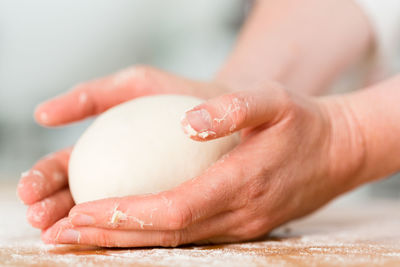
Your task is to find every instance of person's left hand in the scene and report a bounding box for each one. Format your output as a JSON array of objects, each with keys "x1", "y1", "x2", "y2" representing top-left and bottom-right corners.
[{"x1": 40, "y1": 81, "x2": 365, "y2": 247}]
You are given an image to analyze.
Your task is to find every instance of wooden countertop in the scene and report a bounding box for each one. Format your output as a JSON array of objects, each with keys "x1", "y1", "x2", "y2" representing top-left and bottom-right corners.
[{"x1": 1, "y1": 182, "x2": 400, "y2": 267}]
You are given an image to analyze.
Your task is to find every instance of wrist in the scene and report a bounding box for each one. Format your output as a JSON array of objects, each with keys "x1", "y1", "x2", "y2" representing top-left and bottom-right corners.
[
  {"x1": 319, "y1": 96, "x2": 368, "y2": 193},
  {"x1": 342, "y1": 78, "x2": 400, "y2": 182}
]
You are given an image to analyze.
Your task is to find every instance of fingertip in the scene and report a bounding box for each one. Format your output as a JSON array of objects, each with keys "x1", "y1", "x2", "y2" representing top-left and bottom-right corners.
[
  {"x1": 180, "y1": 115, "x2": 198, "y2": 137},
  {"x1": 26, "y1": 189, "x2": 73, "y2": 230},
  {"x1": 185, "y1": 108, "x2": 213, "y2": 132},
  {"x1": 181, "y1": 109, "x2": 217, "y2": 141},
  {"x1": 17, "y1": 178, "x2": 41, "y2": 205},
  {"x1": 17, "y1": 188, "x2": 33, "y2": 205},
  {"x1": 34, "y1": 102, "x2": 54, "y2": 126},
  {"x1": 17, "y1": 178, "x2": 29, "y2": 205},
  {"x1": 41, "y1": 217, "x2": 71, "y2": 244},
  {"x1": 33, "y1": 91, "x2": 78, "y2": 127},
  {"x1": 41, "y1": 224, "x2": 60, "y2": 244},
  {"x1": 41, "y1": 229, "x2": 54, "y2": 244},
  {"x1": 27, "y1": 203, "x2": 47, "y2": 229}
]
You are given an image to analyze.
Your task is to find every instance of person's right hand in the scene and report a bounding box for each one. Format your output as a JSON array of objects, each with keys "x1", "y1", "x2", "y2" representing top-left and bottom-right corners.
[{"x1": 17, "y1": 66, "x2": 230, "y2": 230}]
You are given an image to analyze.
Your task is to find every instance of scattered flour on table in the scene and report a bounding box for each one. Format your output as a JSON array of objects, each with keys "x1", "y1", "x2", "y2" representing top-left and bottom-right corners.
[{"x1": 2, "y1": 184, "x2": 400, "y2": 267}]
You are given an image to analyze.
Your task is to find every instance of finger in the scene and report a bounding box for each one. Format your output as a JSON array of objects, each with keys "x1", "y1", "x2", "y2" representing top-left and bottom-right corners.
[
  {"x1": 43, "y1": 141, "x2": 268, "y2": 247},
  {"x1": 181, "y1": 82, "x2": 291, "y2": 141},
  {"x1": 42, "y1": 210, "x2": 242, "y2": 247},
  {"x1": 34, "y1": 66, "x2": 206, "y2": 126},
  {"x1": 17, "y1": 148, "x2": 71, "y2": 205},
  {"x1": 26, "y1": 189, "x2": 74, "y2": 230},
  {"x1": 67, "y1": 149, "x2": 243, "y2": 231}
]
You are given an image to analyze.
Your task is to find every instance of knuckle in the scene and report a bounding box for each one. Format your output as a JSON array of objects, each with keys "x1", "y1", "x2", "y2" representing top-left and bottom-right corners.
[
  {"x1": 246, "y1": 177, "x2": 267, "y2": 201},
  {"x1": 276, "y1": 86, "x2": 296, "y2": 119},
  {"x1": 130, "y1": 65, "x2": 156, "y2": 81},
  {"x1": 159, "y1": 231, "x2": 182, "y2": 247},
  {"x1": 217, "y1": 93, "x2": 249, "y2": 129},
  {"x1": 96, "y1": 231, "x2": 115, "y2": 247},
  {"x1": 167, "y1": 204, "x2": 193, "y2": 230},
  {"x1": 261, "y1": 81, "x2": 295, "y2": 121},
  {"x1": 236, "y1": 219, "x2": 269, "y2": 240},
  {"x1": 119, "y1": 65, "x2": 160, "y2": 93},
  {"x1": 236, "y1": 176, "x2": 266, "y2": 210}
]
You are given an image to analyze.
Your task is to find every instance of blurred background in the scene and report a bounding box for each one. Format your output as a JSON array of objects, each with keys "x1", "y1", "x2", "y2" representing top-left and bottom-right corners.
[{"x1": 0, "y1": 0, "x2": 398, "y2": 200}]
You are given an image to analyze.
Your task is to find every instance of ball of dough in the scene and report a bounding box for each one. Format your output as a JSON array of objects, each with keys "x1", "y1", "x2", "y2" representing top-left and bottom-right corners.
[{"x1": 68, "y1": 94, "x2": 239, "y2": 204}]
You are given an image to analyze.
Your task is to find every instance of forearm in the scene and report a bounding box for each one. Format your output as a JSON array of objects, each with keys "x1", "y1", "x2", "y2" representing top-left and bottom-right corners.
[
  {"x1": 326, "y1": 75, "x2": 400, "y2": 190},
  {"x1": 346, "y1": 75, "x2": 400, "y2": 181},
  {"x1": 216, "y1": 0, "x2": 372, "y2": 95}
]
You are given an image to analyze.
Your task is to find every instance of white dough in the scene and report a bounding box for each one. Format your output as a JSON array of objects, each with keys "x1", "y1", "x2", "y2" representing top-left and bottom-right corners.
[{"x1": 68, "y1": 95, "x2": 239, "y2": 204}]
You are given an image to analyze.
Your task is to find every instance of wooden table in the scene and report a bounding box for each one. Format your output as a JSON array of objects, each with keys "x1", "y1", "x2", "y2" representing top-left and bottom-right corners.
[{"x1": 1, "y1": 182, "x2": 400, "y2": 267}]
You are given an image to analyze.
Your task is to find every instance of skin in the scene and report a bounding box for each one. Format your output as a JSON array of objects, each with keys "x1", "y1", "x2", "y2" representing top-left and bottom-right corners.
[
  {"x1": 216, "y1": 0, "x2": 372, "y2": 94},
  {"x1": 17, "y1": 0, "x2": 400, "y2": 247}
]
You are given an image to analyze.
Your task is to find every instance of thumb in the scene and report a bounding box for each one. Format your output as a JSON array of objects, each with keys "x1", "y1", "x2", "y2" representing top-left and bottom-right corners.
[{"x1": 181, "y1": 82, "x2": 291, "y2": 141}]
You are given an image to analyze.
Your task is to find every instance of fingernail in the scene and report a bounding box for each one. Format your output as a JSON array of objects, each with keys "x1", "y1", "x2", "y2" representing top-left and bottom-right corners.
[
  {"x1": 71, "y1": 214, "x2": 95, "y2": 226},
  {"x1": 185, "y1": 109, "x2": 212, "y2": 131},
  {"x1": 58, "y1": 229, "x2": 81, "y2": 243},
  {"x1": 181, "y1": 109, "x2": 217, "y2": 139}
]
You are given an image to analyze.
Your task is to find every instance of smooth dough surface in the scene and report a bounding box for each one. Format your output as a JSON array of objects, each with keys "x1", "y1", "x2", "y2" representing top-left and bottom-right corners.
[{"x1": 69, "y1": 94, "x2": 239, "y2": 204}]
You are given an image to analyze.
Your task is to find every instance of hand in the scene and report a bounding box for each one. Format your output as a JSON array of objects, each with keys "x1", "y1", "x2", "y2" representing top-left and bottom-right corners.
[
  {"x1": 39, "y1": 81, "x2": 365, "y2": 247},
  {"x1": 17, "y1": 66, "x2": 230, "y2": 230}
]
